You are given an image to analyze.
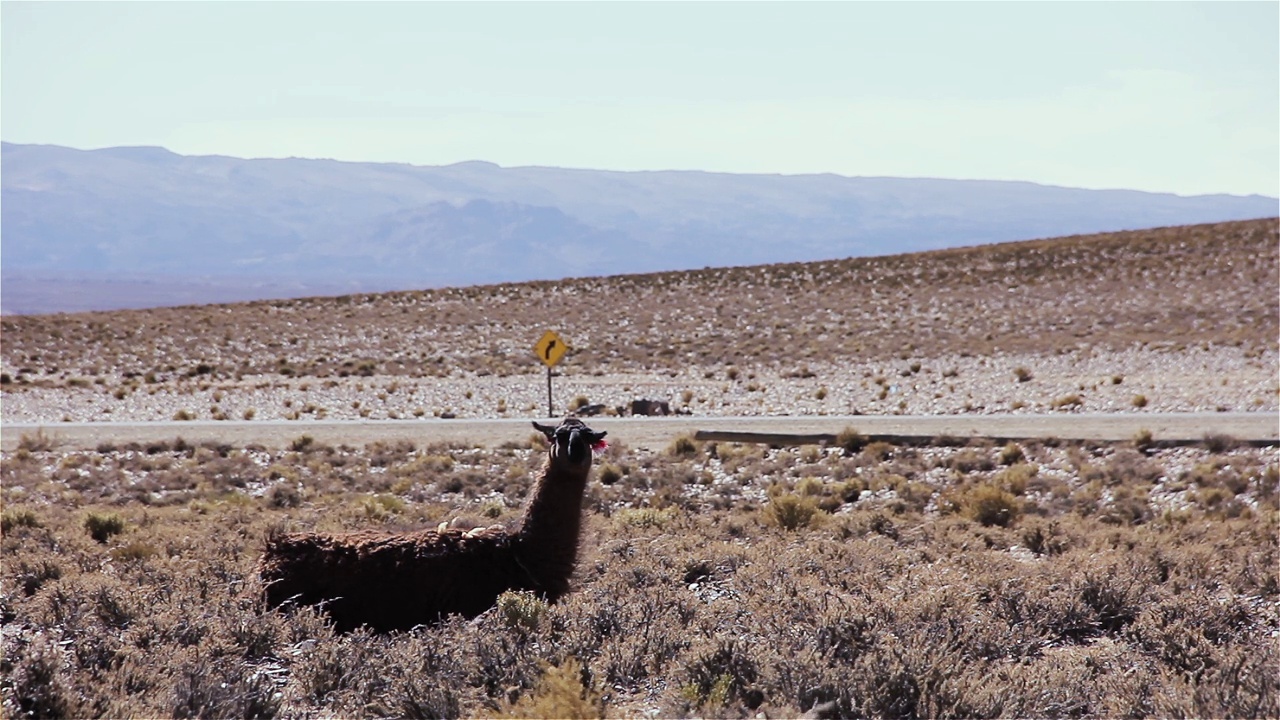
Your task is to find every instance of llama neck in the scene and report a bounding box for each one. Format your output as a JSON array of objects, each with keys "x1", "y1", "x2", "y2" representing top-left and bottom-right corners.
[{"x1": 514, "y1": 458, "x2": 590, "y2": 588}]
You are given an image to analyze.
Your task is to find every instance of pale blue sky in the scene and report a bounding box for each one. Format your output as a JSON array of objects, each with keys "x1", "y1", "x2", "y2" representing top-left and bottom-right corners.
[{"x1": 3, "y1": 1, "x2": 1277, "y2": 197}]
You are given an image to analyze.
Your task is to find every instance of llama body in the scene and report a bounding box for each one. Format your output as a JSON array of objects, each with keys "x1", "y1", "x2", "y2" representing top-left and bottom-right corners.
[{"x1": 259, "y1": 418, "x2": 606, "y2": 632}]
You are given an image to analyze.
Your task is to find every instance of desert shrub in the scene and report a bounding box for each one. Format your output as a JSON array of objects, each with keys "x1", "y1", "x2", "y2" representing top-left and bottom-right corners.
[
  {"x1": 766, "y1": 494, "x2": 821, "y2": 531},
  {"x1": 497, "y1": 590, "x2": 548, "y2": 634},
  {"x1": 1020, "y1": 519, "x2": 1070, "y2": 556},
  {"x1": 1052, "y1": 394, "x2": 1084, "y2": 410},
  {"x1": 950, "y1": 448, "x2": 995, "y2": 473},
  {"x1": 14, "y1": 558, "x2": 62, "y2": 597},
  {"x1": 2, "y1": 508, "x2": 42, "y2": 533},
  {"x1": 862, "y1": 441, "x2": 894, "y2": 462},
  {"x1": 614, "y1": 506, "x2": 679, "y2": 530},
  {"x1": 503, "y1": 658, "x2": 604, "y2": 719},
  {"x1": 994, "y1": 463, "x2": 1036, "y2": 495},
  {"x1": 394, "y1": 454, "x2": 455, "y2": 479},
  {"x1": 110, "y1": 541, "x2": 159, "y2": 563},
  {"x1": 17, "y1": 429, "x2": 57, "y2": 452},
  {"x1": 1076, "y1": 564, "x2": 1145, "y2": 634},
  {"x1": 964, "y1": 484, "x2": 1020, "y2": 527},
  {"x1": 1014, "y1": 366, "x2": 1033, "y2": 382},
  {"x1": 172, "y1": 652, "x2": 282, "y2": 718},
  {"x1": 836, "y1": 427, "x2": 868, "y2": 455},
  {"x1": 1103, "y1": 449, "x2": 1163, "y2": 485},
  {"x1": 361, "y1": 494, "x2": 406, "y2": 520},
  {"x1": 998, "y1": 442, "x2": 1025, "y2": 465},
  {"x1": 1203, "y1": 433, "x2": 1239, "y2": 453},
  {"x1": 267, "y1": 483, "x2": 302, "y2": 508},
  {"x1": 795, "y1": 477, "x2": 825, "y2": 497},
  {"x1": 367, "y1": 439, "x2": 417, "y2": 467},
  {"x1": 83, "y1": 512, "x2": 126, "y2": 543},
  {"x1": 679, "y1": 640, "x2": 760, "y2": 712},
  {"x1": 1133, "y1": 428, "x2": 1155, "y2": 452},
  {"x1": 1258, "y1": 465, "x2": 1280, "y2": 505},
  {"x1": 597, "y1": 463, "x2": 623, "y2": 485},
  {"x1": 1132, "y1": 394, "x2": 1149, "y2": 408},
  {"x1": 7, "y1": 634, "x2": 78, "y2": 718},
  {"x1": 667, "y1": 435, "x2": 699, "y2": 456}
]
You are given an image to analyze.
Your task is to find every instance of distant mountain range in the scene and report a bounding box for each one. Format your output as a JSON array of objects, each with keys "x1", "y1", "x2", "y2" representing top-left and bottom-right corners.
[{"x1": 2, "y1": 142, "x2": 1276, "y2": 314}]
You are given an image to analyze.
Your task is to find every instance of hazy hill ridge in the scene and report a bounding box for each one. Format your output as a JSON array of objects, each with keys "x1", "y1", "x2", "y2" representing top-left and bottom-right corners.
[{"x1": 2, "y1": 142, "x2": 1276, "y2": 313}]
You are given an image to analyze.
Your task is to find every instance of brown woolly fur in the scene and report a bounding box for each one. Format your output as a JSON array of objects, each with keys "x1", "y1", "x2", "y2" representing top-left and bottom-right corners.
[{"x1": 258, "y1": 418, "x2": 606, "y2": 632}]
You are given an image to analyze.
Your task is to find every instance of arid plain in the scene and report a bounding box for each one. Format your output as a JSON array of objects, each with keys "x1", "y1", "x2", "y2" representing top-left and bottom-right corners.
[
  {"x1": 2, "y1": 218, "x2": 1277, "y2": 718},
  {"x1": 2, "y1": 219, "x2": 1277, "y2": 426}
]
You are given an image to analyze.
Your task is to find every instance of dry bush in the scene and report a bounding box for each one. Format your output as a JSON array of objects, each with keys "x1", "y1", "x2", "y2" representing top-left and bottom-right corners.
[
  {"x1": 836, "y1": 427, "x2": 868, "y2": 455},
  {"x1": 501, "y1": 657, "x2": 604, "y2": 719},
  {"x1": 963, "y1": 483, "x2": 1021, "y2": 527},
  {"x1": 16, "y1": 430, "x2": 58, "y2": 453},
  {"x1": 83, "y1": 511, "x2": 126, "y2": 543},
  {"x1": 764, "y1": 493, "x2": 822, "y2": 531},
  {"x1": 1, "y1": 439, "x2": 1276, "y2": 718},
  {"x1": 998, "y1": 442, "x2": 1025, "y2": 465},
  {"x1": 667, "y1": 434, "x2": 700, "y2": 457}
]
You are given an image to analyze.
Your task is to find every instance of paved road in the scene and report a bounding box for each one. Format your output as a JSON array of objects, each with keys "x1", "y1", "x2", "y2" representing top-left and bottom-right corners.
[{"x1": 2, "y1": 412, "x2": 1275, "y2": 452}]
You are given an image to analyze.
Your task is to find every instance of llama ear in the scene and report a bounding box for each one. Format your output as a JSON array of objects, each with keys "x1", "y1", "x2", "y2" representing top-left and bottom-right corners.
[
  {"x1": 587, "y1": 430, "x2": 608, "y2": 452},
  {"x1": 532, "y1": 422, "x2": 556, "y2": 440}
]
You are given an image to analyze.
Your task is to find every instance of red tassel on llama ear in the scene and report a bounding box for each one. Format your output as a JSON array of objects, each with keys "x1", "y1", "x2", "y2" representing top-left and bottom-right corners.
[{"x1": 591, "y1": 438, "x2": 608, "y2": 454}]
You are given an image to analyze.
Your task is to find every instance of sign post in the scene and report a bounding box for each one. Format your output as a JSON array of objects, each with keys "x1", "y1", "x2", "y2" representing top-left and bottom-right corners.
[{"x1": 533, "y1": 330, "x2": 568, "y2": 418}]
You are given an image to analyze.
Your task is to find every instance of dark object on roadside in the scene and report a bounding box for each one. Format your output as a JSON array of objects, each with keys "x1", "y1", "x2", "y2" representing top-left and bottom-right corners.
[{"x1": 630, "y1": 399, "x2": 671, "y2": 416}]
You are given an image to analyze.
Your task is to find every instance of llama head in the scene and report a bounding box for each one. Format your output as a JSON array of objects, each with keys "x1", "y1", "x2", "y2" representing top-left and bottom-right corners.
[{"x1": 533, "y1": 418, "x2": 607, "y2": 467}]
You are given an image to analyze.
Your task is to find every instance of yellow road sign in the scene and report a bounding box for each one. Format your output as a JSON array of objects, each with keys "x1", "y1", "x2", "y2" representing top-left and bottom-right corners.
[{"x1": 533, "y1": 330, "x2": 568, "y2": 368}]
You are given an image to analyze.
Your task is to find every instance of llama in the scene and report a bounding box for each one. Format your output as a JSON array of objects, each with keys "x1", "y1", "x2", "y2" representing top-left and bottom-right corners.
[{"x1": 258, "y1": 418, "x2": 607, "y2": 632}]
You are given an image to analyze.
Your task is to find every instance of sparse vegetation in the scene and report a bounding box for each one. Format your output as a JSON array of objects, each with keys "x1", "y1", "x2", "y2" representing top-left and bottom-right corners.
[
  {"x1": 83, "y1": 511, "x2": 126, "y2": 543},
  {"x1": 1, "y1": 507, "x2": 41, "y2": 533},
  {"x1": 836, "y1": 427, "x2": 868, "y2": 455},
  {"x1": 502, "y1": 657, "x2": 603, "y2": 719},
  {"x1": 0, "y1": 219, "x2": 1276, "y2": 717},
  {"x1": 1133, "y1": 428, "x2": 1155, "y2": 452},
  {"x1": 1, "y1": 220, "x2": 1275, "y2": 422},
  {"x1": 998, "y1": 441, "x2": 1025, "y2": 465},
  {"x1": 0, "y1": 434, "x2": 1275, "y2": 717},
  {"x1": 667, "y1": 434, "x2": 699, "y2": 456},
  {"x1": 963, "y1": 483, "x2": 1020, "y2": 527},
  {"x1": 765, "y1": 493, "x2": 822, "y2": 530},
  {"x1": 1052, "y1": 393, "x2": 1084, "y2": 410},
  {"x1": 17, "y1": 430, "x2": 58, "y2": 452}
]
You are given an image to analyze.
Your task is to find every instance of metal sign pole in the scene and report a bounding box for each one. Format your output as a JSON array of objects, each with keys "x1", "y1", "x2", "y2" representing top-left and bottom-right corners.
[{"x1": 534, "y1": 329, "x2": 567, "y2": 420}]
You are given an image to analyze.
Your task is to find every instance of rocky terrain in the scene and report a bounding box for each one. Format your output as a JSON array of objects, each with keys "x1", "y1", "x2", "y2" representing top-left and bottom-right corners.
[
  {"x1": 3, "y1": 218, "x2": 1277, "y2": 719},
  {"x1": 2, "y1": 218, "x2": 1276, "y2": 425}
]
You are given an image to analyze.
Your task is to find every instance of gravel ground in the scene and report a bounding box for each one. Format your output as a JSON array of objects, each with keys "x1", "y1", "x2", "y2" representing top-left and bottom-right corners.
[{"x1": 3, "y1": 345, "x2": 1274, "y2": 426}]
